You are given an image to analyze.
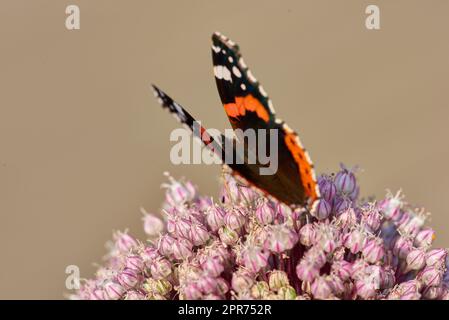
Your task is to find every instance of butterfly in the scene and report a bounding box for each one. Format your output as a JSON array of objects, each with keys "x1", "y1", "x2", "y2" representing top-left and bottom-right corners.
[{"x1": 152, "y1": 32, "x2": 320, "y2": 208}]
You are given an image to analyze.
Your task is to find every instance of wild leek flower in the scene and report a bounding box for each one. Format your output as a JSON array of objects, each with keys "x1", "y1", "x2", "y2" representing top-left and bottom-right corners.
[{"x1": 74, "y1": 166, "x2": 449, "y2": 300}]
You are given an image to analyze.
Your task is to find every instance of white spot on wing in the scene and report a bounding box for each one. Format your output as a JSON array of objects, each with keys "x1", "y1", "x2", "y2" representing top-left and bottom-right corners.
[
  {"x1": 247, "y1": 70, "x2": 257, "y2": 83},
  {"x1": 240, "y1": 83, "x2": 246, "y2": 90},
  {"x1": 212, "y1": 45, "x2": 221, "y2": 53},
  {"x1": 268, "y1": 100, "x2": 276, "y2": 113},
  {"x1": 232, "y1": 66, "x2": 242, "y2": 78},
  {"x1": 259, "y1": 85, "x2": 268, "y2": 97},
  {"x1": 222, "y1": 66, "x2": 232, "y2": 82},
  {"x1": 228, "y1": 56, "x2": 233, "y2": 63},
  {"x1": 239, "y1": 58, "x2": 247, "y2": 69}
]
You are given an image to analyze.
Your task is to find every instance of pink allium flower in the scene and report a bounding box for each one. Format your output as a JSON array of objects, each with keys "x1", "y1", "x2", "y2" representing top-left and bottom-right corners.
[{"x1": 74, "y1": 166, "x2": 449, "y2": 300}]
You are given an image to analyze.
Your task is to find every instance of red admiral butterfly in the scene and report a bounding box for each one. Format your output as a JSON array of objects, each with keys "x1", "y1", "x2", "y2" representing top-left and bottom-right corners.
[{"x1": 152, "y1": 32, "x2": 320, "y2": 208}]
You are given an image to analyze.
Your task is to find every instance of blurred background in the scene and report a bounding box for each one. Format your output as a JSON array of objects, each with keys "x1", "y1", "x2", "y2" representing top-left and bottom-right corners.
[{"x1": 0, "y1": 0, "x2": 448, "y2": 299}]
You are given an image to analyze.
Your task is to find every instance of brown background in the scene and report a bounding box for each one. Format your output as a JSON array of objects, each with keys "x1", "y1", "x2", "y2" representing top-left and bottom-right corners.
[{"x1": 0, "y1": 0, "x2": 448, "y2": 299}]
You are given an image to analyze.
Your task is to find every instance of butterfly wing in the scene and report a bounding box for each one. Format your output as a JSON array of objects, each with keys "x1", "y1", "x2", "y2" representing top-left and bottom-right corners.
[{"x1": 211, "y1": 32, "x2": 320, "y2": 206}]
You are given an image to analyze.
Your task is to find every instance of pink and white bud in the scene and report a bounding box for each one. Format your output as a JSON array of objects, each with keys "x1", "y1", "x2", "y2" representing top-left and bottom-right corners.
[
  {"x1": 318, "y1": 176, "x2": 337, "y2": 203},
  {"x1": 331, "y1": 260, "x2": 352, "y2": 281},
  {"x1": 362, "y1": 238, "x2": 385, "y2": 263},
  {"x1": 197, "y1": 276, "x2": 218, "y2": 294},
  {"x1": 225, "y1": 208, "x2": 246, "y2": 230},
  {"x1": 296, "y1": 261, "x2": 320, "y2": 282},
  {"x1": 269, "y1": 270, "x2": 290, "y2": 291},
  {"x1": 414, "y1": 228, "x2": 435, "y2": 248},
  {"x1": 311, "y1": 199, "x2": 331, "y2": 220},
  {"x1": 189, "y1": 223, "x2": 210, "y2": 246},
  {"x1": 172, "y1": 238, "x2": 193, "y2": 260},
  {"x1": 422, "y1": 286, "x2": 443, "y2": 300},
  {"x1": 343, "y1": 229, "x2": 366, "y2": 254},
  {"x1": 125, "y1": 254, "x2": 144, "y2": 272},
  {"x1": 255, "y1": 200, "x2": 276, "y2": 225},
  {"x1": 242, "y1": 246, "x2": 270, "y2": 273},
  {"x1": 124, "y1": 290, "x2": 146, "y2": 300},
  {"x1": 150, "y1": 258, "x2": 172, "y2": 279},
  {"x1": 425, "y1": 249, "x2": 447, "y2": 267},
  {"x1": 182, "y1": 283, "x2": 203, "y2": 300},
  {"x1": 334, "y1": 196, "x2": 351, "y2": 214},
  {"x1": 406, "y1": 248, "x2": 426, "y2": 271},
  {"x1": 336, "y1": 208, "x2": 357, "y2": 230},
  {"x1": 103, "y1": 280, "x2": 125, "y2": 300},
  {"x1": 202, "y1": 256, "x2": 224, "y2": 277},
  {"x1": 117, "y1": 268, "x2": 140, "y2": 289},
  {"x1": 218, "y1": 226, "x2": 239, "y2": 246},
  {"x1": 393, "y1": 236, "x2": 413, "y2": 259},
  {"x1": 206, "y1": 204, "x2": 226, "y2": 231},
  {"x1": 311, "y1": 277, "x2": 333, "y2": 300},
  {"x1": 232, "y1": 270, "x2": 255, "y2": 293},
  {"x1": 158, "y1": 234, "x2": 176, "y2": 257},
  {"x1": 114, "y1": 231, "x2": 138, "y2": 253},
  {"x1": 419, "y1": 266, "x2": 443, "y2": 287},
  {"x1": 141, "y1": 208, "x2": 164, "y2": 236},
  {"x1": 299, "y1": 224, "x2": 316, "y2": 247},
  {"x1": 265, "y1": 224, "x2": 299, "y2": 253},
  {"x1": 334, "y1": 166, "x2": 357, "y2": 195},
  {"x1": 378, "y1": 192, "x2": 403, "y2": 221},
  {"x1": 355, "y1": 279, "x2": 377, "y2": 299},
  {"x1": 361, "y1": 207, "x2": 382, "y2": 232}
]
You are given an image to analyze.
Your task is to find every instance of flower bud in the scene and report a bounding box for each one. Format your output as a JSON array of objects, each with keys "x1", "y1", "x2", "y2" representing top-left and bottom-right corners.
[
  {"x1": 425, "y1": 249, "x2": 447, "y2": 267},
  {"x1": 150, "y1": 258, "x2": 172, "y2": 279},
  {"x1": 343, "y1": 229, "x2": 366, "y2": 254},
  {"x1": 334, "y1": 196, "x2": 351, "y2": 214},
  {"x1": 114, "y1": 231, "x2": 138, "y2": 253},
  {"x1": 318, "y1": 176, "x2": 337, "y2": 203},
  {"x1": 278, "y1": 286, "x2": 297, "y2": 300},
  {"x1": 182, "y1": 283, "x2": 202, "y2": 300},
  {"x1": 422, "y1": 286, "x2": 443, "y2": 300},
  {"x1": 218, "y1": 226, "x2": 239, "y2": 246},
  {"x1": 232, "y1": 270, "x2": 255, "y2": 293},
  {"x1": 312, "y1": 199, "x2": 331, "y2": 220},
  {"x1": 117, "y1": 268, "x2": 140, "y2": 289},
  {"x1": 189, "y1": 223, "x2": 210, "y2": 246},
  {"x1": 296, "y1": 261, "x2": 320, "y2": 282},
  {"x1": 311, "y1": 277, "x2": 332, "y2": 300},
  {"x1": 378, "y1": 191, "x2": 403, "y2": 221},
  {"x1": 103, "y1": 280, "x2": 125, "y2": 300},
  {"x1": 406, "y1": 248, "x2": 426, "y2": 271},
  {"x1": 362, "y1": 238, "x2": 385, "y2": 263},
  {"x1": 242, "y1": 246, "x2": 270, "y2": 273},
  {"x1": 336, "y1": 208, "x2": 357, "y2": 230},
  {"x1": 393, "y1": 236, "x2": 413, "y2": 259},
  {"x1": 141, "y1": 208, "x2": 164, "y2": 236},
  {"x1": 172, "y1": 238, "x2": 193, "y2": 260},
  {"x1": 265, "y1": 224, "x2": 298, "y2": 253},
  {"x1": 143, "y1": 278, "x2": 172, "y2": 296},
  {"x1": 355, "y1": 279, "x2": 376, "y2": 299},
  {"x1": 250, "y1": 281, "x2": 270, "y2": 299},
  {"x1": 269, "y1": 270, "x2": 290, "y2": 291},
  {"x1": 331, "y1": 260, "x2": 352, "y2": 281},
  {"x1": 206, "y1": 204, "x2": 226, "y2": 231},
  {"x1": 419, "y1": 266, "x2": 443, "y2": 287},
  {"x1": 158, "y1": 234, "x2": 176, "y2": 257},
  {"x1": 124, "y1": 290, "x2": 146, "y2": 300},
  {"x1": 197, "y1": 276, "x2": 218, "y2": 294},
  {"x1": 414, "y1": 228, "x2": 435, "y2": 248},
  {"x1": 299, "y1": 224, "x2": 316, "y2": 247},
  {"x1": 125, "y1": 254, "x2": 144, "y2": 272},
  {"x1": 202, "y1": 256, "x2": 224, "y2": 277},
  {"x1": 334, "y1": 166, "x2": 357, "y2": 195},
  {"x1": 255, "y1": 200, "x2": 276, "y2": 225},
  {"x1": 225, "y1": 208, "x2": 246, "y2": 230}
]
